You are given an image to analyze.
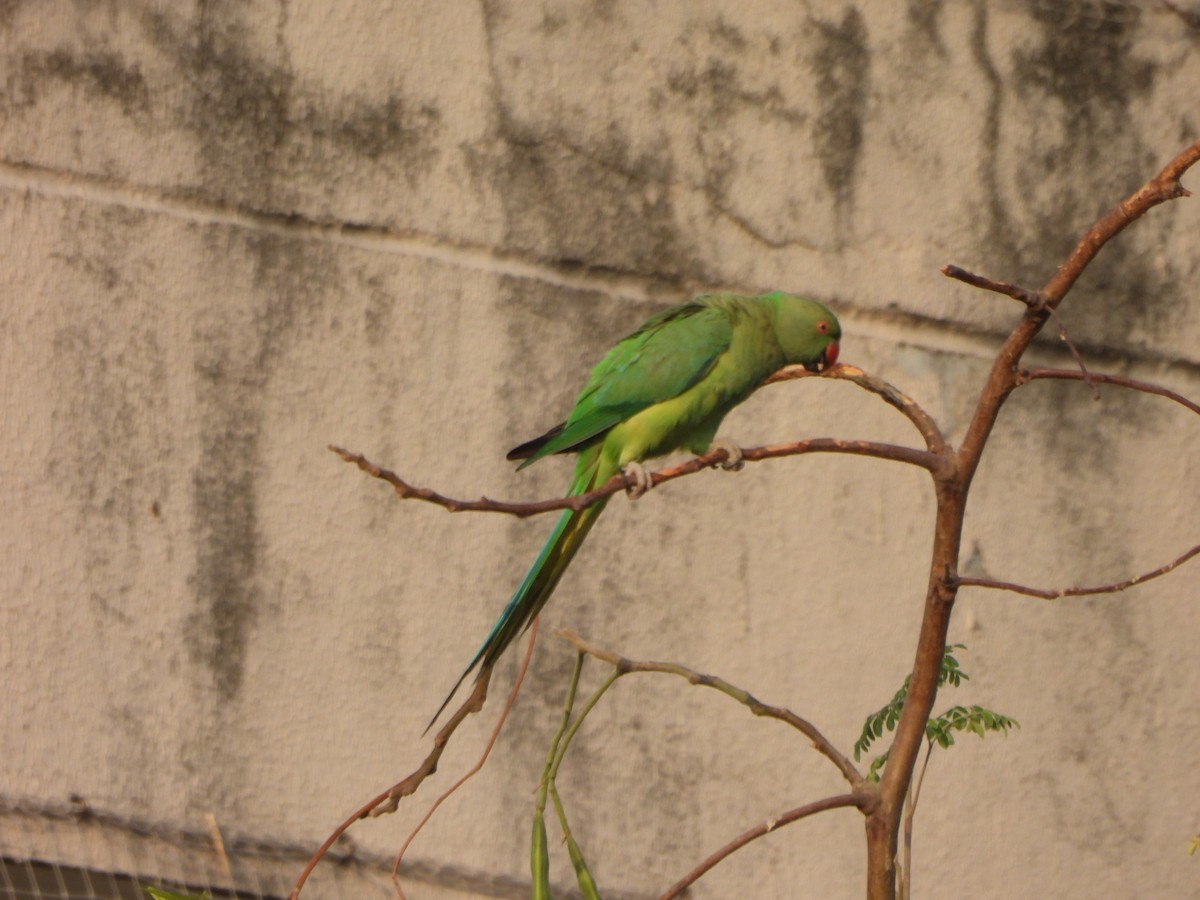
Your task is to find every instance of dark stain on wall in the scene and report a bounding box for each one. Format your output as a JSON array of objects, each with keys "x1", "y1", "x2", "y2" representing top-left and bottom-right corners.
[
  {"x1": 318, "y1": 94, "x2": 441, "y2": 165},
  {"x1": 482, "y1": 111, "x2": 689, "y2": 280},
  {"x1": 10, "y1": 49, "x2": 150, "y2": 116},
  {"x1": 0, "y1": 1, "x2": 19, "y2": 30},
  {"x1": 968, "y1": 4, "x2": 1020, "y2": 269},
  {"x1": 665, "y1": 57, "x2": 805, "y2": 129},
  {"x1": 907, "y1": 0, "x2": 946, "y2": 55},
  {"x1": 661, "y1": 21, "x2": 814, "y2": 253},
  {"x1": 183, "y1": 227, "x2": 336, "y2": 702},
  {"x1": 188, "y1": 360, "x2": 263, "y2": 702},
  {"x1": 1009, "y1": 3, "x2": 1157, "y2": 315},
  {"x1": 809, "y1": 8, "x2": 869, "y2": 238},
  {"x1": 137, "y1": 5, "x2": 442, "y2": 212},
  {"x1": 965, "y1": 0, "x2": 1176, "y2": 380}
]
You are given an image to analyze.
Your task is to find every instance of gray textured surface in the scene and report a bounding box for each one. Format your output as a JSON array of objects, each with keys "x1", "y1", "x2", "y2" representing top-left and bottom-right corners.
[{"x1": 2, "y1": 2, "x2": 1199, "y2": 898}]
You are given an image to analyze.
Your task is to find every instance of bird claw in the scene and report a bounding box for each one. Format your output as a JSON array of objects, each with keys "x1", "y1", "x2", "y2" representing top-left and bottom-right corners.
[
  {"x1": 711, "y1": 439, "x2": 745, "y2": 472},
  {"x1": 623, "y1": 461, "x2": 652, "y2": 499}
]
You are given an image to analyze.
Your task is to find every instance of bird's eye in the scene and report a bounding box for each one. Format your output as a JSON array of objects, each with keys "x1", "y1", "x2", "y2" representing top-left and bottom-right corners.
[{"x1": 816, "y1": 320, "x2": 830, "y2": 334}]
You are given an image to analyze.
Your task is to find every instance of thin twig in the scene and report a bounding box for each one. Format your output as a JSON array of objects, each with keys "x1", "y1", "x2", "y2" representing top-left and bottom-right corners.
[
  {"x1": 765, "y1": 363, "x2": 949, "y2": 457},
  {"x1": 956, "y1": 542, "x2": 1200, "y2": 600},
  {"x1": 899, "y1": 742, "x2": 934, "y2": 900},
  {"x1": 289, "y1": 788, "x2": 396, "y2": 900},
  {"x1": 938, "y1": 267, "x2": 1098, "y2": 394},
  {"x1": 542, "y1": 663, "x2": 621, "y2": 892},
  {"x1": 1043, "y1": 308, "x2": 1100, "y2": 398},
  {"x1": 204, "y1": 812, "x2": 233, "y2": 886},
  {"x1": 939, "y1": 265, "x2": 1045, "y2": 308},
  {"x1": 658, "y1": 793, "x2": 865, "y2": 900},
  {"x1": 1041, "y1": 139, "x2": 1200, "y2": 307},
  {"x1": 537, "y1": 653, "x2": 587, "y2": 858},
  {"x1": 391, "y1": 620, "x2": 539, "y2": 899},
  {"x1": 556, "y1": 629, "x2": 866, "y2": 788},
  {"x1": 1018, "y1": 367, "x2": 1200, "y2": 416},
  {"x1": 290, "y1": 668, "x2": 493, "y2": 899}
]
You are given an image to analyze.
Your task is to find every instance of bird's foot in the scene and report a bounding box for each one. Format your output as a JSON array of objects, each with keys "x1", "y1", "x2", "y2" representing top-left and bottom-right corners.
[
  {"x1": 623, "y1": 461, "x2": 652, "y2": 499},
  {"x1": 711, "y1": 439, "x2": 745, "y2": 472}
]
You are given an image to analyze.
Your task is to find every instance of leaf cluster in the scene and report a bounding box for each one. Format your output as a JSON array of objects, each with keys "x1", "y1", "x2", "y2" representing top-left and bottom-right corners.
[{"x1": 854, "y1": 645, "x2": 1017, "y2": 782}]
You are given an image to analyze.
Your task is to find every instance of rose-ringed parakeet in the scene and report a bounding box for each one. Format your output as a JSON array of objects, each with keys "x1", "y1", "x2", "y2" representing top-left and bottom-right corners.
[{"x1": 429, "y1": 291, "x2": 840, "y2": 726}]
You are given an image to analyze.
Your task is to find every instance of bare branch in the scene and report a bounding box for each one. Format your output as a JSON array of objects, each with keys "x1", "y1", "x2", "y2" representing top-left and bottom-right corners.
[
  {"x1": 391, "y1": 620, "x2": 539, "y2": 898},
  {"x1": 936, "y1": 271, "x2": 1098, "y2": 394},
  {"x1": 957, "y1": 542, "x2": 1200, "y2": 600},
  {"x1": 290, "y1": 655, "x2": 504, "y2": 898},
  {"x1": 557, "y1": 629, "x2": 867, "y2": 788},
  {"x1": 1043, "y1": 137, "x2": 1200, "y2": 307},
  {"x1": 288, "y1": 789, "x2": 394, "y2": 900},
  {"x1": 1041, "y1": 308, "x2": 1100, "y2": 399},
  {"x1": 1017, "y1": 367, "x2": 1200, "y2": 417},
  {"x1": 954, "y1": 136, "x2": 1200, "y2": 478},
  {"x1": 658, "y1": 793, "x2": 866, "y2": 900},
  {"x1": 939, "y1": 265, "x2": 1045, "y2": 308},
  {"x1": 332, "y1": 436, "x2": 939, "y2": 520},
  {"x1": 766, "y1": 363, "x2": 949, "y2": 457},
  {"x1": 331, "y1": 446, "x2": 583, "y2": 518}
]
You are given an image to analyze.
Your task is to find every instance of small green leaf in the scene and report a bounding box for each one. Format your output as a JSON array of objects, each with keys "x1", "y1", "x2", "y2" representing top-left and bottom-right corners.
[
  {"x1": 1188, "y1": 835, "x2": 1200, "y2": 857},
  {"x1": 867, "y1": 749, "x2": 889, "y2": 782},
  {"x1": 144, "y1": 889, "x2": 210, "y2": 900}
]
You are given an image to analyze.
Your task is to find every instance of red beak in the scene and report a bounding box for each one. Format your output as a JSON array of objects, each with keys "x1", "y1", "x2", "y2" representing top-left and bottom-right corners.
[{"x1": 806, "y1": 340, "x2": 839, "y2": 373}]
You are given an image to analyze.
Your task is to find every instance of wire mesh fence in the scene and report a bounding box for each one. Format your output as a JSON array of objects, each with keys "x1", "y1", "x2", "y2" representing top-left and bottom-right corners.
[{"x1": 0, "y1": 794, "x2": 524, "y2": 900}]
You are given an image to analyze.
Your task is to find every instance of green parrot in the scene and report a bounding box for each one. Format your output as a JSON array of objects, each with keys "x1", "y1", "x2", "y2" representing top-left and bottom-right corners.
[{"x1": 429, "y1": 291, "x2": 840, "y2": 727}]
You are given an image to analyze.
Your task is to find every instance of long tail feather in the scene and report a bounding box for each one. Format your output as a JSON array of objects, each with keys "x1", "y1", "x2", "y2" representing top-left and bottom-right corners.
[{"x1": 425, "y1": 452, "x2": 611, "y2": 732}]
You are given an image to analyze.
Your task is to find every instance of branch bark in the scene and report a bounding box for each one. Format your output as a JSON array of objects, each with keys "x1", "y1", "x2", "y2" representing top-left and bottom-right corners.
[
  {"x1": 558, "y1": 629, "x2": 868, "y2": 789},
  {"x1": 658, "y1": 793, "x2": 866, "y2": 900},
  {"x1": 957, "y1": 541, "x2": 1200, "y2": 599}
]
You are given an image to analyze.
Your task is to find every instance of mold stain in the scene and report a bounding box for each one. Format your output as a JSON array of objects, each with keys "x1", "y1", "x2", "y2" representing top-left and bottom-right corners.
[
  {"x1": 483, "y1": 109, "x2": 688, "y2": 279},
  {"x1": 182, "y1": 228, "x2": 336, "y2": 703},
  {"x1": 136, "y1": 5, "x2": 442, "y2": 211},
  {"x1": 11, "y1": 48, "x2": 150, "y2": 116},
  {"x1": 808, "y1": 7, "x2": 869, "y2": 242}
]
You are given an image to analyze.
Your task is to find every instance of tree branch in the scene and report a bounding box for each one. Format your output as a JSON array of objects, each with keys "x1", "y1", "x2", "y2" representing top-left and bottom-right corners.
[
  {"x1": 289, "y1": 626, "x2": 543, "y2": 899},
  {"x1": 952, "y1": 136, "x2": 1200, "y2": 479},
  {"x1": 957, "y1": 542, "x2": 1200, "y2": 600},
  {"x1": 331, "y1": 363, "x2": 947, "y2": 521},
  {"x1": 331, "y1": 435, "x2": 938, "y2": 521},
  {"x1": 766, "y1": 363, "x2": 949, "y2": 457},
  {"x1": 1017, "y1": 367, "x2": 1200, "y2": 416},
  {"x1": 1042, "y1": 139, "x2": 1199, "y2": 307},
  {"x1": 557, "y1": 629, "x2": 868, "y2": 789},
  {"x1": 939, "y1": 265, "x2": 1045, "y2": 308},
  {"x1": 390, "y1": 620, "x2": 539, "y2": 898},
  {"x1": 658, "y1": 793, "x2": 866, "y2": 900}
]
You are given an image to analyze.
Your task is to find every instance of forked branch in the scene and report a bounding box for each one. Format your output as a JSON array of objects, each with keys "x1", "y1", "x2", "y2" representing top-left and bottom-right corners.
[{"x1": 558, "y1": 629, "x2": 868, "y2": 788}]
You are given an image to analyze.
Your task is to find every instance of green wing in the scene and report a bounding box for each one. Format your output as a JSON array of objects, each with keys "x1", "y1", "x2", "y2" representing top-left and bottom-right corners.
[{"x1": 513, "y1": 302, "x2": 734, "y2": 467}]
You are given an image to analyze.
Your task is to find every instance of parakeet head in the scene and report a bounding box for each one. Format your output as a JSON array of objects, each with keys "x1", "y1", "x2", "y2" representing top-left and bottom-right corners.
[{"x1": 765, "y1": 292, "x2": 841, "y2": 372}]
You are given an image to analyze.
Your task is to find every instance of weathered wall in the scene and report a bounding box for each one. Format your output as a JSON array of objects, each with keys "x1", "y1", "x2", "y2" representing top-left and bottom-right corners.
[{"x1": 2, "y1": 2, "x2": 1198, "y2": 897}]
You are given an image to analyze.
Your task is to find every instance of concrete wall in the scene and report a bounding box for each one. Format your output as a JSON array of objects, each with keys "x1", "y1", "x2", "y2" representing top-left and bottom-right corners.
[{"x1": 2, "y1": 1, "x2": 1199, "y2": 897}]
